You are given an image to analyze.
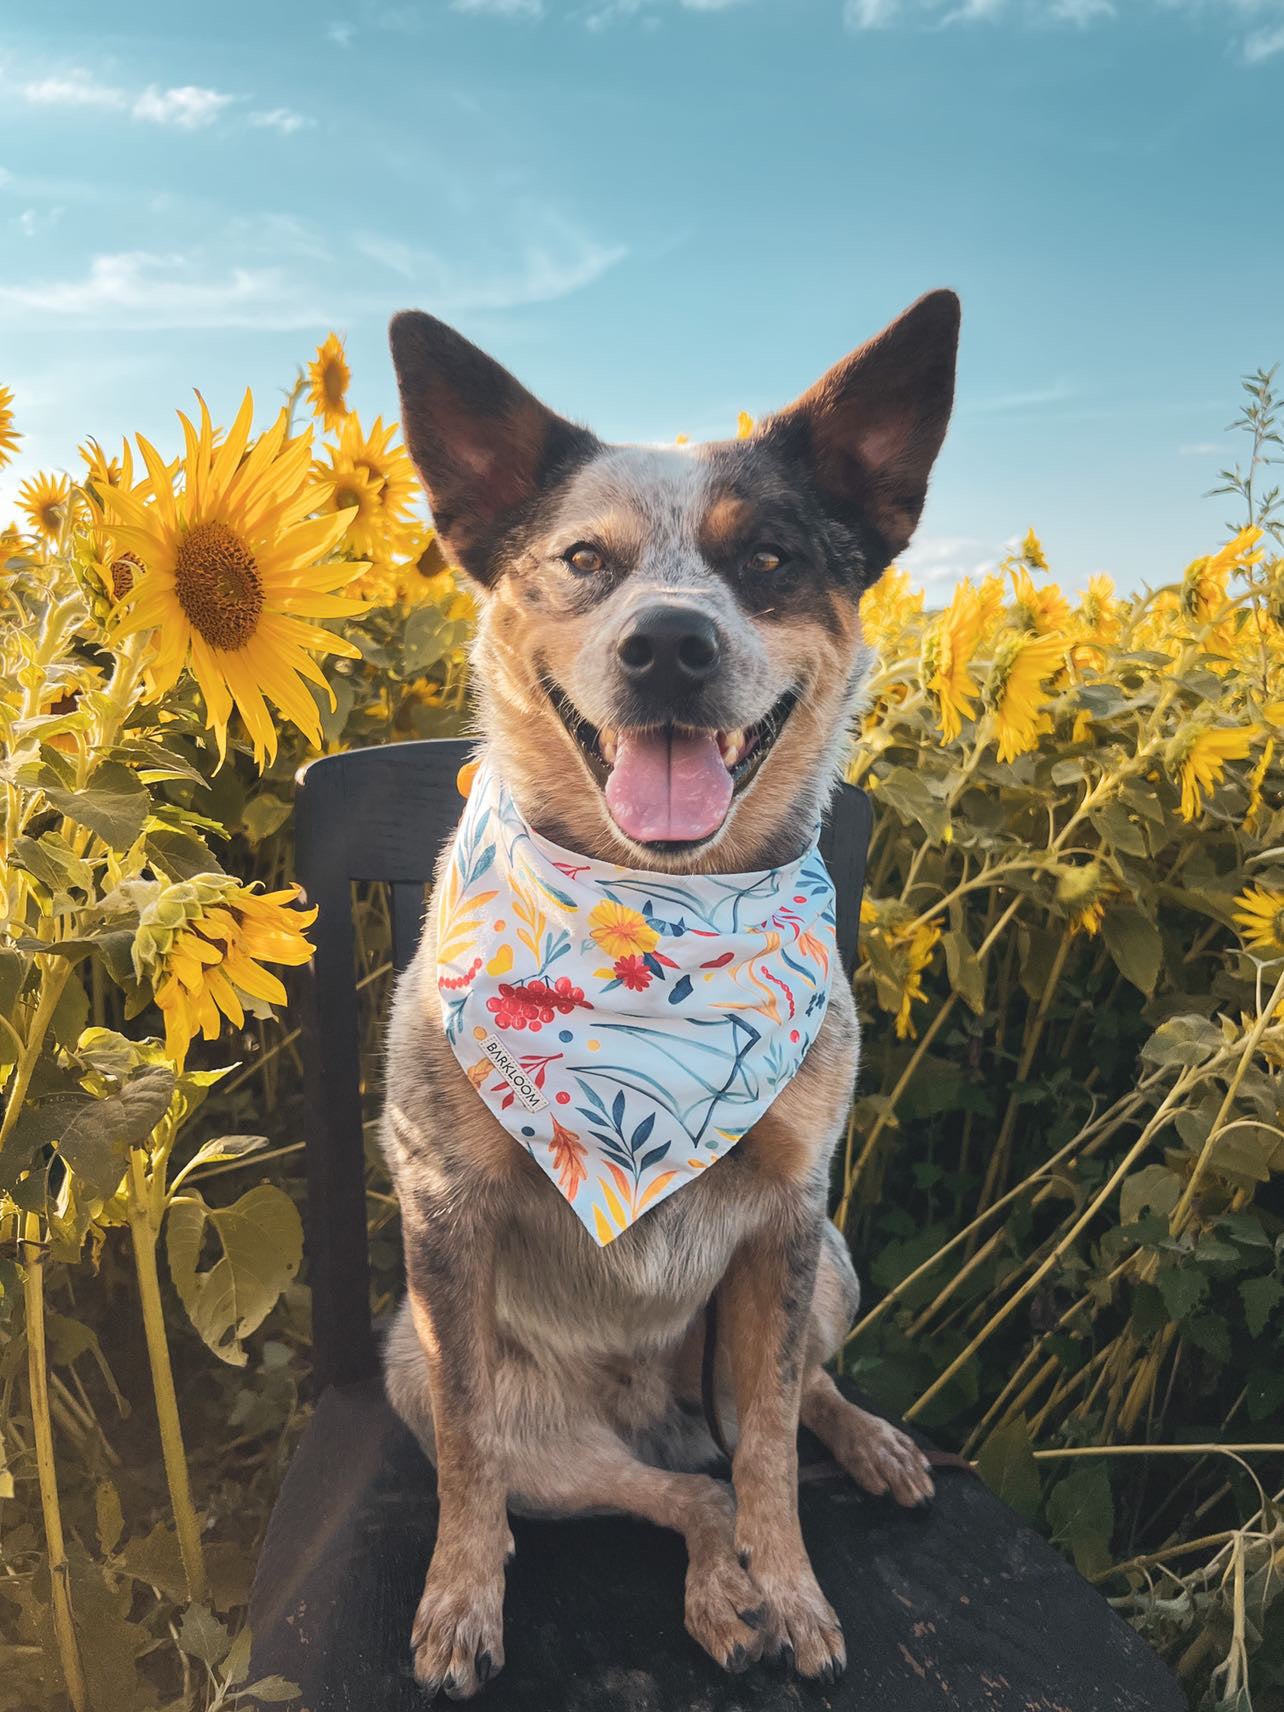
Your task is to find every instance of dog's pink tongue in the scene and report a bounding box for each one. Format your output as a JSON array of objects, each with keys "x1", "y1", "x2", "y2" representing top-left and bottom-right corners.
[{"x1": 605, "y1": 729, "x2": 733, "y2": 843}]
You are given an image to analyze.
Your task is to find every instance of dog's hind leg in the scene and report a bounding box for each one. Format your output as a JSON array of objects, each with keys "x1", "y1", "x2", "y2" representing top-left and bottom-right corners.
[
  {"x1": 799, "y1": 1221, "x2": 934, "y2": 1507},
  {"x1": 510, "y1": 1427, "x2": 765, "y2": 1675}
]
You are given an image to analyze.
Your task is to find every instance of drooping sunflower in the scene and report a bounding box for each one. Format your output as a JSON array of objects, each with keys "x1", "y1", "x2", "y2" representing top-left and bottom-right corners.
[
  {"x1": 0, "y1": 385, "x2": 20, "y2": 471},
  {"x1": 986, "y1": 631, "x2": 1067, "y2": 763},
  {"x1": 1233, "y1": 885, "x2": 1284, "y2": 958},
  {"x1": 1009, "y1": 564, "x2": 1071, "y2": 636},
  {"x1": 1169, "y1": 722, "x2": 1255, "y2": 822},
  {"x1": 920, "y1": 578, "x2": 984, "y2": 741},
  {"x1": 102, "y1": 391, "x2": 367, "y2": 764},
  {"x1": 306, "y1": 332, "x2": 351, "y2": 433},
  {"x1": 18, "y1": 471, "x2": 73, "y2": 542},
  {"x1": 141, "y1": 878, "x2": 317, "y2": 1065}
]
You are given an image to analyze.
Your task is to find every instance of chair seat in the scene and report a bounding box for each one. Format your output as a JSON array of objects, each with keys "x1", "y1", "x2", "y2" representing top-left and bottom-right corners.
[{"x1": 249, "y1": 1376, "x2": 1181, "y2": 1711}]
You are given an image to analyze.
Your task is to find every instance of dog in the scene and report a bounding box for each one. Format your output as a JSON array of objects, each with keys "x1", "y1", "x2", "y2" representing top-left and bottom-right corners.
[{"x1": 380, "y1": 289, "x2": 959, "y2": 1698}]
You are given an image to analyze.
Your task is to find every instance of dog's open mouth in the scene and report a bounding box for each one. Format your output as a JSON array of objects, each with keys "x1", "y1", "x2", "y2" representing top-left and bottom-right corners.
[{"x1": 544, "y1": 681, "x2": 798, "y2": 846}]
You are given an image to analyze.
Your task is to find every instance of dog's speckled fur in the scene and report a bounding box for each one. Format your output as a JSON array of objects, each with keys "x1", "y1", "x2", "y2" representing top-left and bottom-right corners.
[{"x1": 380, "y1": 291, "x2": 959, "y2": 1698}]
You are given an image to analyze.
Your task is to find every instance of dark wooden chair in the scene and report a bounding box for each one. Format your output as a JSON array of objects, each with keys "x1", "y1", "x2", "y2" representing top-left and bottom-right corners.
[{"x1": 249, "y1": 737, "x2": 1182, "y2": 1712}]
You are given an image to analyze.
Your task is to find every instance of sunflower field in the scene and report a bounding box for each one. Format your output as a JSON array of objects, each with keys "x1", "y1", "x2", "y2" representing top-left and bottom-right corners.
[{"x1": 0, "y1": 345, "x2": 1281, "y2": 1712}]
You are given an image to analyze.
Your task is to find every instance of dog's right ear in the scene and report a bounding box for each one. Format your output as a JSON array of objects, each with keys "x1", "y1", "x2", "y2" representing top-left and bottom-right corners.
[{"x1": 389, "y1": 312, "x2": 598, "y2": 586}]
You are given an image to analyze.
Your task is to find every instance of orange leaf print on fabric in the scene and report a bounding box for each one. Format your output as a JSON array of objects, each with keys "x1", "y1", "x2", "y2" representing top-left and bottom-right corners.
[{"x1": 548, "y1": 1118, "x2": 589, "y2": 1202}]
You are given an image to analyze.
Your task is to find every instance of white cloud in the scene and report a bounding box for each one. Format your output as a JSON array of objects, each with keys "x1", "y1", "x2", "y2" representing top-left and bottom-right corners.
[
  {"x1": 843, "y1": 0, "x2": 902, "y2": 25},
  {"x1": 249, "y1": 107, "x2": 315, "y2": 135},
  {"x1": 0, "y1": 201, "x2": 626, "y2": 331},
  {"x1": 452, "y1": 0, "x2": 544, "y2": 14},
  {"x1": 1049, "y1": 0, "x2": 1114, "y2": 20},
  {"x1": 131, "y1": 83, "x2": 236, "y2": 128},
  {"x1": 1179, "y1": 440, "x2": 1221, "y2": 456},
  {"x1": 13, "y1": 206, "x2": 65, "y2": 238},
  {"x1": 22, "y1": 70, "x2": 127, "y2": 111},
  {"x1": 9, "y1": 63, "x2": 315, "y2": 131},
  {"x1": 960, "y1": 379, "x2": 1077, "y2": 414},
  {"x1": 1242, "y1": 18, "x2": 1284, "y2": 58},
  {"x1": 355, "y1": 215, "x2": 628, "y2": 310},
  {"x1": 327, "y1": 20, "x2": 355, "y2": 45},
  {"x1": 900, "y1": 532, "x2": 1000, "y2": 589},
  {"x1": 0, "y1": 251, "x2": 331, "y2": 331}
]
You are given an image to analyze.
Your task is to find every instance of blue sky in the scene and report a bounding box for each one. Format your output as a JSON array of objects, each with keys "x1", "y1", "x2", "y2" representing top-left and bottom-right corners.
[{"x1": 2, "y1": 0, "x2": 1281, "y2": 597}]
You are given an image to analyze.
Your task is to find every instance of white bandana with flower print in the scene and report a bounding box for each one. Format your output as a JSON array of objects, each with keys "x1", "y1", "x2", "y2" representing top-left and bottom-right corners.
[{"x1": 436, "y1": 759, "x2": 837, "y2": 1246}]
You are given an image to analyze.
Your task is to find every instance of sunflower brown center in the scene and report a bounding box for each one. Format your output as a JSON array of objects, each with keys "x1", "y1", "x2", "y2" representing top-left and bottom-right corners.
[
  {"x1": 110, "y1": 551, "x2": 141, "y2": 600},
  {"x1": 335, "y1": 486, "x2": 364, "y2": 512},
  {"x1": 174, "y1": 521, "x2": 263, "y2": 650},
  {"x1": 324, "y1": 362, "x2": 345, "y2": 406}
]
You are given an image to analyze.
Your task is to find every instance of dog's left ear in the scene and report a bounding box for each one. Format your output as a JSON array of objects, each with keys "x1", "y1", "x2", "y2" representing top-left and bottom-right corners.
[
  {"x1": 389, "y1": 310, "x2": 598, "y2": 584},
  {"x1": 764, "y1": 289, "x2": 960, "y2": 564}
]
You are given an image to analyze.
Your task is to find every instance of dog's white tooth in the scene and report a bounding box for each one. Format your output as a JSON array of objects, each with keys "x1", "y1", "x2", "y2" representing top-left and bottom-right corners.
[
  {"x1": 599, "y1": 728, "x2": 617, "y2": 765},
  {"x1": 719, "y1": 728, "x2": 745, "y2": 766}
]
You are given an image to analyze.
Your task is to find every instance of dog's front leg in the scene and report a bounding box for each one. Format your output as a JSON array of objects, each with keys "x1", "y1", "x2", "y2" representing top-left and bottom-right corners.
[
  {"x1": 403, "y1": 1197, "x2": 511, "y2": 1699},
  {"x1": 720, "y1": 1203, "x2": 845, "y2": 1683}
]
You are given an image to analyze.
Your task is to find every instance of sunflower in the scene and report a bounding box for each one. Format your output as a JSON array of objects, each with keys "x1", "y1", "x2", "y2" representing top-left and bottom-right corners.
[
  {"x1": 1233, "y1": 885, "x2": 1284, "y2": 958},
  {"x1": 306, "y1": 332, "x2": 351, "y2": 433},
  {"x1": 0, "y1": 385, "x2": 20, "y2": 471},
  {"x1": 18, "y1": 471, "x2": 73, "y2": 542},
  {"x1": 986, "y1": 631, "x2": 1067, "y2": 763},
  {"x1": 102, "y1": 390, "x2": 367, "y2": 764},
  {"x1": 589, "y1": 900, "x2": 660, "y2": 960},
  {"x1": 144, "y1": 879, "x2": 317, "y2": 1065},
  {"x1": 921, "y1": 579, "x2": 984, "y2": 741},
  {"x1": 1169, "y1": 722, "x2": 1255, "y2": 821},
  {"x1": 860, "y1": 566, "x2": 924, "y2": 658},
  {"x1": 1009, "y1": 565, "x2": 1071, "y2": 636},
  {"x1": 1020, "y1": 527, "x2": 1048, "y2": 573},
  {"x1": 78, "y1": 437, "x2": 139, "y2": 512},
  {"x1": 312, "y1": 413, "x2": 419, "y2": 568},
  {"x1": 310, "y1": 460, "x2": 390, "y2": 576}
]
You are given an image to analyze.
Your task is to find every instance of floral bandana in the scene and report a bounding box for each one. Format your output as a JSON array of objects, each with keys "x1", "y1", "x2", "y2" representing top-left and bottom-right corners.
[{"x1": 436, "y1": 760, "x2": 837, "y2": 1246}]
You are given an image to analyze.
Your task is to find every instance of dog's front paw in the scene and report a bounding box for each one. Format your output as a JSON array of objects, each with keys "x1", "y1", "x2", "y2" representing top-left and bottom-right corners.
[
  {"x1": 410, "y1": 1560, "x2": 506, "y2": 1700},
  {"x1": 741, "y1": 1553, "x2": 845, "y2": 1683},
  {"x1": 685, "y1": 1547, "x2": 765, "y2": 1674}
]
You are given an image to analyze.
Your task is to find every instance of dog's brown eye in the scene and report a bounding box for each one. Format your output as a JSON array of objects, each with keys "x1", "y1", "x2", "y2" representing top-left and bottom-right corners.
[
  {"x1": 566, "y1": 544, "x2": 605, "y2": 575},
  {"x1": 747, "y1": 548, "x2": 783, "y2": 574}
]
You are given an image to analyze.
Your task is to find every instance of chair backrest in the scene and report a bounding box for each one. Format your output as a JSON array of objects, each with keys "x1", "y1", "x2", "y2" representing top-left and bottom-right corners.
[{"x1": 293, "y1": 737, "x2": 873, "y2": 1391}]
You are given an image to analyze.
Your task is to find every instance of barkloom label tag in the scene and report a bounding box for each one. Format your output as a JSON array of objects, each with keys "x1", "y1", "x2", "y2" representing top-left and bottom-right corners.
[{"x1": 481, "y1": 1034, "x2": 548, "y2": 1112}]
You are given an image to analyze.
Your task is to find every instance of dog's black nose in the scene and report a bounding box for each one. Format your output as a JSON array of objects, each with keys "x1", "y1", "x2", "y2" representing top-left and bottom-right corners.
[{"x1": 616, "y1": 605, "x2": 721, "y2": 694}]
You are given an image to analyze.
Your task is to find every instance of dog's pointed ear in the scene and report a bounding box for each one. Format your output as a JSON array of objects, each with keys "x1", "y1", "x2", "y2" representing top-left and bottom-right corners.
[
  {"x1": 765, "y1": 289, "x2": 960, "y2": 564},
  {"x1": 389, "y1": 311, "x2": 599, "y2": 585}
]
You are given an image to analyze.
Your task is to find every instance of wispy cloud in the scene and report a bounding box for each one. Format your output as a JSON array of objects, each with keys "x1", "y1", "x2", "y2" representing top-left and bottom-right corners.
[
  {"x1": 900, "y1": 532, "x2": 1001, "y2": 588},
  {"x1": 354, "y1": 213, "x2": 628, "y2": 310},
  {"x1": 327, "y1": 20, "x2": 355, "y2": 45},
  {"x1": 959, "y1": 379, "x2": 1077, "y2": 415},
  {"x1": 843, "y1": 0, "x2": 1283, "y2": 55},
  {"x1": 249, "y1": 107, "x2": 315, "y2": 135},
  {"x1": 8, "y1": 62, "x2": 314, "y2": 131},
  {"x1": 0, "y1": 251, "x2": 332, "y2": 331},
  {"x1": 1242, "y1": 18, "x2": 1284, "y2": 59},
  {"x1": 451, "y1": 0, "x2": 544, "y2": 14},
  {"x1": 17, "y1": 67, "x2": 236, "y2": 129},
  {"x1": 0, "y1": 201, "x2": 627, "y2": 331}
]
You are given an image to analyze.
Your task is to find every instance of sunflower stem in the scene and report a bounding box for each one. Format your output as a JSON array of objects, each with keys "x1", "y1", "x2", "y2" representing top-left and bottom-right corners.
[
  {"x1": 21, "y1": 1215, "x2": 88, "y2": 1712},
  {"x1": 126, "y1": 1147, "x2": 207, "y2": 1601}
]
